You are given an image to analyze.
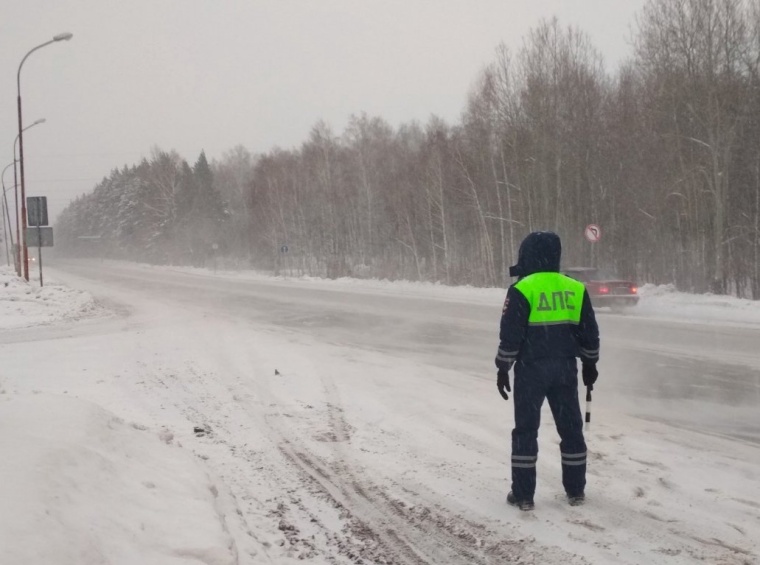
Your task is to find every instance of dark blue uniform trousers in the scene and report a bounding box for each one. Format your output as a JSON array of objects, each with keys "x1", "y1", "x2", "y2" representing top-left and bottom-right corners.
[{"x1": 511, "y1": 358, "x2": 587, "y2": 501}]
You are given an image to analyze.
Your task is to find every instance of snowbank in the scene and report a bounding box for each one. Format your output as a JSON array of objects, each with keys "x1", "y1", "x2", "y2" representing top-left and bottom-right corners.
[
  {"x1": 0, "y1": 393, "x2": 236, "y2": 565},
  {"x1": 150, "y1": 262, "x2": 760, "y2": 326},
  {"x1": 0, "y1": 266, "x2": 106, "y2": 329},
  {"x1": 634, "y1": 282, "x2": 760, "y2": 326}
]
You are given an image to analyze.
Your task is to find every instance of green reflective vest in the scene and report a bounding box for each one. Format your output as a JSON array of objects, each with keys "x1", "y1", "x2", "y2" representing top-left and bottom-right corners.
[{"x1": 514, "y1": 272, "x2": 585, "y2": 326}]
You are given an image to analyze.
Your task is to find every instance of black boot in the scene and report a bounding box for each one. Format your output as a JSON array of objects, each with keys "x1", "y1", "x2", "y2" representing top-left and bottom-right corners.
[
  {"x1": 507, "y1": 491, "x2": 535, "y2": 511},
  {"x1": 567, "y1": 492, "x2": 585, "y2": 506}
]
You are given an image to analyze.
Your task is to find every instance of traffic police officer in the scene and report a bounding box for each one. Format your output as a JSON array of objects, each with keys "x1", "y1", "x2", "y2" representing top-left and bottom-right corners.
[{"x1": 495, "y1": 231, "x2": 599, "y2": 511}]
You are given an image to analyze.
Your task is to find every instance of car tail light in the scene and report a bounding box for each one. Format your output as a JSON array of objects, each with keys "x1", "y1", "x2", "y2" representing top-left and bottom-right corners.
[
  {"x1": 631, "y1": 286, "x2": 638, "y2": 294},
  {"x1": 598, "y1": 286, "x2": 610, "y2": 294}
]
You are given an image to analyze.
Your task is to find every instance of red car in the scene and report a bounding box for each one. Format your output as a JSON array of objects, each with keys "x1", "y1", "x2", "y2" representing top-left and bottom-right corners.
[{"x1": 562, "y1": 267, "x2": 639, "y2": 311}]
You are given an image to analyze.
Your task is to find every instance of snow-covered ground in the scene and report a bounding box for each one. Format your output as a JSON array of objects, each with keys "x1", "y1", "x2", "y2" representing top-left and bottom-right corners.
[
  {"x1": 1, "y1": 263, "x2": 758, "y2": 564},
  {"x1": 0, "y1": 266, "x2": 108, "y2": 328}
]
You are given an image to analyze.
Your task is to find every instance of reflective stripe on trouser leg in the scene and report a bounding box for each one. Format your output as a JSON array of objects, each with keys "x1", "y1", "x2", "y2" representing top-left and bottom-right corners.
[
  {"x1": 561, "y1": 452, "x2": 587, "y2": 465},
  {"x1": 511, "y1": 455, "x2": 538, "y2": 469}
]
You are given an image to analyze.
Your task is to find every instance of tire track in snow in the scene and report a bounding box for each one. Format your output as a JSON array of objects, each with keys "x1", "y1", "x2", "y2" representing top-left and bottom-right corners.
[{"x1": 261, "y1": 363, "x2": 585, "y2": 565}]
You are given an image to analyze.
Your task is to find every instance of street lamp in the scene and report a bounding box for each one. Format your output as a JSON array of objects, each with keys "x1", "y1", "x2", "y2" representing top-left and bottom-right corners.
[
  {"x1": 17, "y1": 32, "x2": 73, "y2": 281},
  {"x1": 1, "y1": 163, "x2": 17, "y2": 267},
  {"x1": 12, "y1": 118, "x2": 45, "y2": 276},
  {"x1": 1, "y1": 193, "x2": 9, "y2": 266}
]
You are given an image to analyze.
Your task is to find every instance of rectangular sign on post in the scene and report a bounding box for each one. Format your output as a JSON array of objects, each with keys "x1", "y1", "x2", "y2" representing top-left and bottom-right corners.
[
  {"x1": 27, "y1": 196, "x2": 49, "y2": 227},
  {"x1": 25, "y1": 227, "x2": 54, "y2": 247}
]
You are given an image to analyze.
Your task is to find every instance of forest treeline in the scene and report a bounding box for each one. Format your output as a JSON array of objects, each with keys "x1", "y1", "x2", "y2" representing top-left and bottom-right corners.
[{"x1": 57, "y1": 0, "x2": 760, "y2": 297}]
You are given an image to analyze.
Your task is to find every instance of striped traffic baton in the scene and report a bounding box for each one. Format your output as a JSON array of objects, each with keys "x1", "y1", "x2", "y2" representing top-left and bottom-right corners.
[{"x1": 585, "y1": 387, "x2": 592, "y2": 430}]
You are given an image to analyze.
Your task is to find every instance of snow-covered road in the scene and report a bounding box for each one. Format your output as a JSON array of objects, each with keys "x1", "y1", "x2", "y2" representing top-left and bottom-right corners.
[
  {"x1": 52, "y1": 259, "x2": 760, "y2": 443},
  {"x1": 2, "y1": 260, "x2": 758, "y2": 564}
]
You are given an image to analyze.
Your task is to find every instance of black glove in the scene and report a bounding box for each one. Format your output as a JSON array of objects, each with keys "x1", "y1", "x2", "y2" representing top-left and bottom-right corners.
[
  {"x1": 497, "y1": 369, "x2": 511, "y2": 400},
  {"x1": 582, "y1": 362, "x2": 598, "y2": 390}
]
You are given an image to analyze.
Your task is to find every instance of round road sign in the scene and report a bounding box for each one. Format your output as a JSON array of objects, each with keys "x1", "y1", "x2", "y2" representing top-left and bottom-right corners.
[{"x1": 584, "y1": 224, "x2": 601, "y2": 243}]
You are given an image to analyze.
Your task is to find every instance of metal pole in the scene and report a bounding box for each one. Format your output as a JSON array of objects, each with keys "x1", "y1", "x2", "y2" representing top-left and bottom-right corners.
[
  {"x1": 38, "y1": 225, "x2": 43, "y2": 287},
  {"x1": 1, "y1": 165, "x2": 16, "y2": 269},
  {"x1": 1, "y1": 196, "x2": 8, "y2": 265},
  {"x1": 3, "y1": 191, "x2": 15, "y2": 263},
  {"x1": 2, "y1": 191, "x2": 14, "y2": 256},
  {"x1": 12, "y1": 155, "x2": 20, "y2": 276},
  {"x1": 17, "y1": 87, "x2": 30, "y2": 280},
  {"x1": 16, "y1": 34, "x2": 72, "y2": 281}
]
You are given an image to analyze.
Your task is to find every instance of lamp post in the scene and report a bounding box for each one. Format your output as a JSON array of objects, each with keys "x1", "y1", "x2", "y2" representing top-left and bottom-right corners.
[
  {"x1": 17, "y1": 32, "x2": 73, "y2": 281},
  {"x1": 1, "y1": 163, "x2": 16, "y2": 267},
  {"x1": 1, "y1": 192, "x2": 8, "y2": 266},
  {"x1": 12, "y1": 118, "x2": 45, "y2": 276}
]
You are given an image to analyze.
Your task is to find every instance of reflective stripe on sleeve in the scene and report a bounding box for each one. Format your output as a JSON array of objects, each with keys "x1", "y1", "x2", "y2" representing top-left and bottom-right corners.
[{"x1": 580, "y1": 347, "x2": 599, "y2": 360}]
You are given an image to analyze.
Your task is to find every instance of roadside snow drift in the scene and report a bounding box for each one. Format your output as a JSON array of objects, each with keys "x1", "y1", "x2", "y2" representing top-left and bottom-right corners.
[
  {"x1": 0, "y1": 266, "x2": 105, "y2": 328},
  {"x1": 0, "y1": 394, "x2": 236, "y2": 565}
]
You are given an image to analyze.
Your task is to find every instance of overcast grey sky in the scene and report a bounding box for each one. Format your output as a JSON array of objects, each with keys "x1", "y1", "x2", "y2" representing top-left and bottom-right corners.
[{"x1": 0, "y1": 0, "x2": 646, "y2": 222}]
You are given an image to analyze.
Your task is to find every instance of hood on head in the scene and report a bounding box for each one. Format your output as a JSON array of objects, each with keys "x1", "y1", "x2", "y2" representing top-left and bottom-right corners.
[{"x1": 509, "y1": 231, "x2": 562, "y2": 278}]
